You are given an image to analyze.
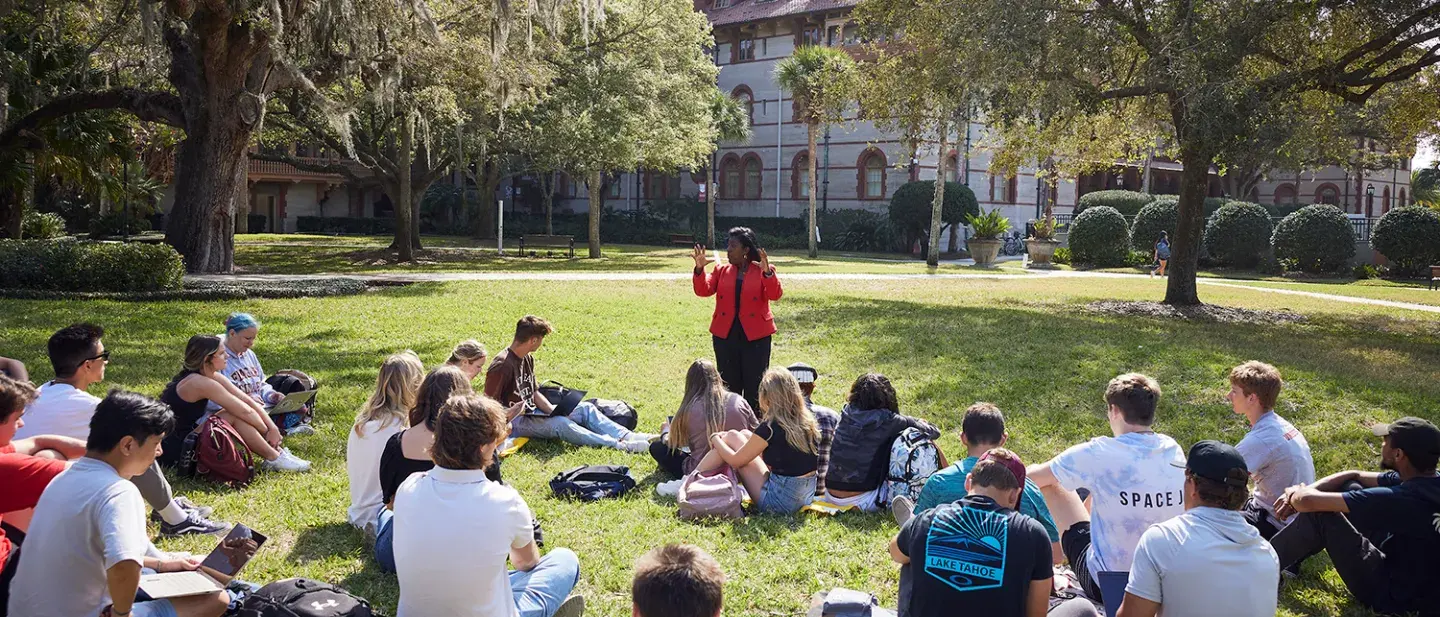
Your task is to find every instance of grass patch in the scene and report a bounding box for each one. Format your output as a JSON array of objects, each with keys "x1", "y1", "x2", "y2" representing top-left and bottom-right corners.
[{"x1": 1, "y1": 277, "x2": 1435, "y2": 616}]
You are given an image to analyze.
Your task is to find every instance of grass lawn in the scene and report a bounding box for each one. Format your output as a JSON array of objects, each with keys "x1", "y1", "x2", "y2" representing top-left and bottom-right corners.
[{"x1": 2, "y1": 277, "x2": 1437, "y2": 617}]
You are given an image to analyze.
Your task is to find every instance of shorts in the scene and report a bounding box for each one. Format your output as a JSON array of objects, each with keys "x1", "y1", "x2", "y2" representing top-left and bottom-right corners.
[
  {"x1": 820, "y1": 487, "x2": 886, "y2": 513},
  {"x1": 131, "y1": 599, "x2": 180, "y2": 617},
  {"x1": 1240, "y1": 497, "x2": 1282, "y2": 540},
  {"x1": 756, "y1": 473, "x2": 816, "y2": 514},
  {"x1": 1061, "y1": 522, "x2": 1103, "y2": 602}
]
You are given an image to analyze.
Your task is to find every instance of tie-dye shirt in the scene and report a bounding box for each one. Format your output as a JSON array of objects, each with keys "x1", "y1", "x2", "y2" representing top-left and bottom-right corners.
[{"x1": 1050, "y1": 431, "x2": 1186, "y2": 580}]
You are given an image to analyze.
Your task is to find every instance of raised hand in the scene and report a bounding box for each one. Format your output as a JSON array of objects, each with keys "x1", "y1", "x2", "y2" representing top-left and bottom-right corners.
[
  {"x1": 692, "y1": 244, "x2": 709, "y2": 269},
  {"x1": 759, "y1": 248, "x2": 771, "y2": 274}
]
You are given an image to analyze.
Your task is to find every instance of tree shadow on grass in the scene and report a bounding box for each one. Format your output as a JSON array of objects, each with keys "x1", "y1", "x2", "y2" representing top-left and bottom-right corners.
[{"x1": 288, "y1": 522, "x2": 366, "y2": 564}]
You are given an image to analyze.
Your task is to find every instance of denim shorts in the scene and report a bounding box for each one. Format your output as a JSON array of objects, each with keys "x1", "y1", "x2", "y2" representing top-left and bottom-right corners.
[{"x1": 756, "y1": 473, "x2": 817, "y2": 514}]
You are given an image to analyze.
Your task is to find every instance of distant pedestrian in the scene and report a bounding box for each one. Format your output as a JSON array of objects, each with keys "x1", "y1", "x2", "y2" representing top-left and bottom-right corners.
[{"x1": 1151, "y1": 232, "x2": 1170, "y2": 277}]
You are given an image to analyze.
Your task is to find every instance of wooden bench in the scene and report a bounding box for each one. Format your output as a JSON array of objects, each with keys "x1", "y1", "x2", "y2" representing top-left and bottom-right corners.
[
  {"x1": 1431, "y1": 265, "x2": 1439, "y2": 291},
  {"x1": 518, "y1": 234, "x2": 575, "y2": 257},
  {"x1": 669, "y1": 233, "x2": 696, "y2": 247}
]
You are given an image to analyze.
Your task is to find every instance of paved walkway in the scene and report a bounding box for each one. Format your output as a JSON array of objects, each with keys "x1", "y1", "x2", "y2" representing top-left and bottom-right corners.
[{"x1": 189, "y1": 269, "x2": 1440, "y2": 314}]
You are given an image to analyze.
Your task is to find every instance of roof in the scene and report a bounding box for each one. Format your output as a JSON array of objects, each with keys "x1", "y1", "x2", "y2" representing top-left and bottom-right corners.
[{"x1": 695, "y1": 0, "x2": 860, "y2": 27}]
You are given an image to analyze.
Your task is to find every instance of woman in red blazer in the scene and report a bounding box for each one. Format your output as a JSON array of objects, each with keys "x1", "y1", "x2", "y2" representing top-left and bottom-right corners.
[{"x1": 692, "y1": 227, "x2": 783, "y2": 409}]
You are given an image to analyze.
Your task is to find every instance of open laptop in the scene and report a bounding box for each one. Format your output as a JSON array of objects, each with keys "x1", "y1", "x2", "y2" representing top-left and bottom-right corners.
[
  {"x1": 269, "y1": 389, "x2": 317, "y2": 415},
  {"x1": 524, "y1": 384, "x2": 586, "y2": 417},
  {"x1": 139, "y1": 525, "x2": 267, "y2": 599}
]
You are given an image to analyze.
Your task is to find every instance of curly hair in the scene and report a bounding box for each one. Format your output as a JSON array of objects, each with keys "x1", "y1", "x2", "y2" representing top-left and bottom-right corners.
[{"x1": 847, "y1": 373, "x2": 899, "y2": 413}]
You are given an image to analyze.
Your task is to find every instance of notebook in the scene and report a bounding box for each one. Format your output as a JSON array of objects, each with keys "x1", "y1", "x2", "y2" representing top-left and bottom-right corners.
[
  {"x1": 269, "y1": 389, "x2": 317, "y2": 415},
  {"x1": 139, "y1": 525, "x2": 267, "y2": 599}
]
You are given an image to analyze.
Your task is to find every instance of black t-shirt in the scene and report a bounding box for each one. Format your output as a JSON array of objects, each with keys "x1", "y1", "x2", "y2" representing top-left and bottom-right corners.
[
  {"x1": 1343, "y1": 471, "x2": 1440, "y2": 610},
  {"x1": 378, "y1": 430, "x2": 502, "y2": 506},
  {"x1": 897, "y1": 495, "x2": 1052, "y2": 617},
  {"x1": 755, "y1": 420, "x2": 818, "y2": 478}
]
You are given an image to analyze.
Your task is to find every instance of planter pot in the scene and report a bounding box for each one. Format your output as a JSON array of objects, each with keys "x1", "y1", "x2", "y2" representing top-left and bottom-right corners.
[
  {"x1": 1026, "y1": 239, "x2": 1061, "y2": 266},
  {"x1": 968, "y1": 238, "x2": 1003, "y2": 266}
]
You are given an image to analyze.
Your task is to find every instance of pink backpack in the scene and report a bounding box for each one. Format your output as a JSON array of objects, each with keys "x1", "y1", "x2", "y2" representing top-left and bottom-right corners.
[{"x1": 677, "y1": 466, "x2": 744, "y2": 520}]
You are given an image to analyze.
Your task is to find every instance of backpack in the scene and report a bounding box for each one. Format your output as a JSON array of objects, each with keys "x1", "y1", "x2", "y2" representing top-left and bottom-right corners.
[
  {"x1": 884, "y1": 427, "x2": 942, "y2": 504},
  {"x1": 586, "y1": 398, "x2": 639, "y2": 431},
  {"x1": 548, "y1": 465, "x2": 636, "y2": 501},
  {"x1": 266, "y1": 370, "x2": 317, "y2": 431},
  {"x1": 189, "y1": 415, "x2": 255, "y2": 488},
  {"x1": 236, "y1": 578, "x2": 373, "y2": 617},
  {"x1": 677, "y1": 466, "x2": 744, "y2": 520}
]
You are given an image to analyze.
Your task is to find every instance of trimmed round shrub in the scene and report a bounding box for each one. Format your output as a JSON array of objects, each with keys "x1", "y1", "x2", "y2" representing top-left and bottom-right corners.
[
  {"x1": 1131, "y1": 199, "x2": 1178, "y2": 251},
  {"x1": 1075, "y1": 190, "x2": 1154, "y2": 217},
  {"x1": 1371, "y1": 206, "x2": 1440, "y2": 277},
  {"x1": 1272, "y1": 205, "x2": 1355, "y2": 273},
  {"x1": 0, "y1": 239, "x2": 184, "y2": 292},
  {"x1": 1068, "y1": 206, "x2": 1131, "y2": 267},
  {"x1": 1204, "y1": 201, "x2": 1274, "y2": 268},
  {"x1": 889, "y1": 180, "x2": 979, "y2": 250},
  {"x1": 21, "y1": 211, "x2": 67, "y2": 239}
]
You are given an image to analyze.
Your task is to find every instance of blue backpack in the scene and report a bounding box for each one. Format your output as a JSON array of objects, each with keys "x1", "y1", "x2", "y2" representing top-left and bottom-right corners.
[{"x1": 549, "y1": 465, "x2": 636, "y2": 501}]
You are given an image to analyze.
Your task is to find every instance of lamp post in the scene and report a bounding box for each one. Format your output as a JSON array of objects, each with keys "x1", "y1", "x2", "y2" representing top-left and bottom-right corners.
[
  {"x1": 821, "y1": 126, "x2": 830, "y2": 212},
  {"x1": 1366, "y1": 183, "x2": 1375, "y2": 217}
]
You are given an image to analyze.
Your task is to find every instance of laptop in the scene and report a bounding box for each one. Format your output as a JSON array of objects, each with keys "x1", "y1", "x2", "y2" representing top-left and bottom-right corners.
[
  {"x1": 525, "y1": 383, "x2": 587, "y2": 417},
  {"x1": 139, "y1": 525, "x2": 267, "y2": 599},
  {"x1": 269, "y1": 389, "x2": 317, "y2": 415}
]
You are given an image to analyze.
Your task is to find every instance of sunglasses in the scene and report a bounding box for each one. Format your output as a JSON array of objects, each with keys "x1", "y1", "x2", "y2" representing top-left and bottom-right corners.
[{"x1": 85, "y1": 351, "x2": 111, "y2": 363}]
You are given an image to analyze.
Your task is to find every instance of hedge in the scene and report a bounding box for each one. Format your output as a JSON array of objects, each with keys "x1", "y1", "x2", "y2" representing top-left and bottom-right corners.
[
  {"x1": 889, "y1": 181, "x2": 979, "y2": 248},
  {"x1": 0, "y1": 239, "x2": 185, "y2": 292},
  {"x1": 1131, "y1": 199, "x2": 1178, "y2": 251},
  {"x1": 1068, "y1": 206, "x2": 1131, "y2": 267},
  {"x1": 1370, "y1": 206, "x2": 1440, "y2": 277},
  {"x1": 1204, "y1": 201, "x2": 1274, "y2": 268},
  {"x1": 1075, "y1": 190, "x2": 1154, "y2": 217},
  {"x1": 1272, "y1": 205, "x2": 1355, "y2": 273},
  {"x1": 296, "y1": 216, "x2": 397, "y2": 235},
  {"x1": 21, "y1": 211, "x2": 67, "y2": 239}
]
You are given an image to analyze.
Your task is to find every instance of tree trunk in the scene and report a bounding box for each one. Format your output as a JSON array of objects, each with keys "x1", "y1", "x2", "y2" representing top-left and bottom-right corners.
[
  {"x1": 706, "y1": 158, "x2": 717, "y2": 248},
  {"x1": 587, "y1": 170, "x2": 602, "y2": 258},
  {"x1": 0, "y1": 79, "x2": 17, "y2": 239},
  {"x1": 927, "y1": 116, "x2": 950, "y2": 267},
  {"x1": 1165, "y1": 149, "x2": 1212, "y2": 305},
  {"x1": 394, "y1": 113, "x2": 415, "y2": 262},
  {"x1": 477, "y1": 158, "x2": 499, "y2": 239},
  {"x1": 540, "y1": 172, "x2": 554, "y2": 235},
  {"x1": 164, "y1": 115, "x2": 250, "y2": 273},
  {"x1": 806, "y1": 121, "x2": 819, "y2": 259}
]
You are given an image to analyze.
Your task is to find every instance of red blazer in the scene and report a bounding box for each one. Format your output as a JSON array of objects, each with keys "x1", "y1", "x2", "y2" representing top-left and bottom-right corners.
[{"x1": 694, "y1": 261, "x2": 783, "y2": 340}]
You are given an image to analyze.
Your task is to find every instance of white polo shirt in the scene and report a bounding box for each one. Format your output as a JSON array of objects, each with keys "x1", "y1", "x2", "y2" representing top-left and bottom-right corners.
[
  {"x1": 15, "y1": 381, "x2": 101, "y2": 441},
  {"x1": 393, "y1": 466, "x2": 534, "y2": 617}
]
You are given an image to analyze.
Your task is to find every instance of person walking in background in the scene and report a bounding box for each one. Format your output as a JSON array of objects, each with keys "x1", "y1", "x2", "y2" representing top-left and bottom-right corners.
[
  {"x1": 1151, "y1": 232, "x2": 1170, "y2": 277},
  {"x1": 692, "y1": 227, "x2": 782, "y2": 410}
]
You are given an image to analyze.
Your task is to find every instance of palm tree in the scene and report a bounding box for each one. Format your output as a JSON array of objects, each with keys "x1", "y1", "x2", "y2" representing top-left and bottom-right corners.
[
  {"x1": 1413, "y1": 164, "x2": 1439, "y2": 208},
  {"x1": 705, "y1": 90, "x2": 751, "y2": 248},
  {"x1": 775, "y1": 46, "x2": 857, "y2": 258}
]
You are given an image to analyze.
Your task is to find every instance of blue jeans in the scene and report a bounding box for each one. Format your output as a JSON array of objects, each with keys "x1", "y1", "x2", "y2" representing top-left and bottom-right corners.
[
  {"x1": 511, "y1": 402, "x2": 633, "y2": 450},
  {"x1": 510, "y1": 548, "x2": 581, "y2": 617},
  {"x1": 374, "y1": 508, "x2": 396, "y2": 573},
  {"x1": 756, "y1": 473, "x2": 817, "y2": 514}
]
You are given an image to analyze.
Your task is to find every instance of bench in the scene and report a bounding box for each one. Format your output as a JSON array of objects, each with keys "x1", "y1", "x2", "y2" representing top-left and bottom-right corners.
[
  {"x1": 1431, "y1": 265, "x2": 1439, "y2": 291},
  {"x1": 518, "y1": 234, "x2": 574, "y2": 258},
  {"x1": 670, "y1": 233, "x2": 696, "y2": 247}
]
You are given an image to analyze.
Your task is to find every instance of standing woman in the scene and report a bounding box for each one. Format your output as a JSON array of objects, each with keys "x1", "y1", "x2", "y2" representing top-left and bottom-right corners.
[{"x1": 692, "y1": 227, "x2": 782, "y2": 410}]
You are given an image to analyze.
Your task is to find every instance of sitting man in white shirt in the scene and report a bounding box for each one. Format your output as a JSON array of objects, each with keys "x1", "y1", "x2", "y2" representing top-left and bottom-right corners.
[
  {"x1": 6, "y1": 390, "x2": 230, "y2": 617},
  {"x1": 17, "y1": 324, "x2": 226, "y2": 538},
  {"x1": 393, "y1": 393, "x2": 585, "y2": 617},
  {"x1": 1116, "y1": 440, "x2": 1280, "y2": 617},
  {"x1": 1225, "y1": 361, "x2": 1314, "y2": 539}
]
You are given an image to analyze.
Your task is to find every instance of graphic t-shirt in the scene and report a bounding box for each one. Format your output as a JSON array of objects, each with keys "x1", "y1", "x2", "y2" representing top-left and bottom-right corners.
[
  {"x1": 914, "y1": 456, "x2": 1060, "y2": 543},
  {"x1": 483, "y1": 349, "x2": 536, "y2": 409},
  {"x1": 897, "y1": 495, "x2": 1053, "y2": 617},
  {"x1": 1049, "y1": 431, "x2": 1186, "y2": 579},
  {"x1": 1342, "y1": 472, "x2": 1440, "y2": 611}
]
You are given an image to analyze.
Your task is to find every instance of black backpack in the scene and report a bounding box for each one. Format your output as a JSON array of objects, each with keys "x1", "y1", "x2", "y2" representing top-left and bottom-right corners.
[
  {"x1": 586, "y1": 398, "x2": 639, "y2": 431},
  {"x1": 549, "y1": 465, "x2": 636, "y2": 501},
  {"x1": 236, "y1": 578, "x2": 373, "y2": 617}
]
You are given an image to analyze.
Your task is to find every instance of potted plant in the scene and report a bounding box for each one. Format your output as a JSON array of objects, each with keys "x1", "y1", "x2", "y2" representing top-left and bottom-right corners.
[
  {"x1": 1026, "y1": 213, "x2": 1061, "y2": 267},
  {"x1": 965, "y1": 208, "x2": 1010, "y2": 266}
]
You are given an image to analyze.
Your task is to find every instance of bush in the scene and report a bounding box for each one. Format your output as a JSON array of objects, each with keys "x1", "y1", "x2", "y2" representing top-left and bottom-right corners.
[
  {"x1": 89, "y1": 212, "x2": 151, "y2": 238},
  {"x1": 21, "y1": 211, "x2": 67, "y2": 239},
  {"x1": 1126, "y1": 250, "x2": 1154, "y2": 268},
  {"x1": 1052, "y1": 246, "x2": 1071, "y2": 265},
  {"x1": 889, "y1": 181, "x2": 980, "y2": 247},
  {"x1": 1068, "y1": 206, "x2": 1131, "y2": 267},
  {"x1": 0, "y1": 239, "x2": 184, "y2": 292},
  {"x1": 1352, "y1": 263, "x2": 1382, "y2": 280},
  {"x1": 1272, "y1": 205, "x2": 1355, "y2": 273},
  {"x1": 246, "y1": 214, "x2": 268, "y2": 234},
  {"x1": 1204, "y1": 201, "x2": 1274, "y2": 268},
  {"x1": 1370, "y1": 206, "x2": 1440, "y2": 277},
  {"x1": 820, "y1": 209, "x2": 902, "y2": 253},
  {"x1": 1149, "y1": 195, "x2": 1230, "y2": 218},
  {"x1": 1130, "y1": 199, "x2": 1178, "y2": 251},
  {"x1": 296, "y1": 216, "x2": 396, "y2": 235},
  {"x1": 1075, "y1": 190, "x2": 1154, "y2": 217}
]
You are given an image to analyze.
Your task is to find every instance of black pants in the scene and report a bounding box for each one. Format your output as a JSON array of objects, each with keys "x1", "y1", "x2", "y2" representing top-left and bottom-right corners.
[
  {"x1": 1271, "y1": 511, "x2": 1389, "y2": 610},
  {"x1": 649, "y1": 440, "x2": 690, "y2": 479},
  {"x1": 713, "y1": 321, "x2": 771, "y2": 410},
  {"x1": 0, "y1": 523, "x2": 24, "y2": 617}
]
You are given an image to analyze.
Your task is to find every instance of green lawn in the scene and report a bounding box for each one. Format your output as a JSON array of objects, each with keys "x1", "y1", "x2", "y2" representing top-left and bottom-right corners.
[{"x1": 2, "y1": 277, "x2": 1437, "y2": 617}]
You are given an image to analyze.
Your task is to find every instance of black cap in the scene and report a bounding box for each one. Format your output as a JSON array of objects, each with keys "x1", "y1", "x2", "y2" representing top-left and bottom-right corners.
[
  {"x1": 1372, "y1": 417, "x2": 1440, "y2": 458},
  {"x1": 787, "y1": 362, "x2": 818, "y2": 384},
  {"x1": 1173, "y1": 440, "x2": 1250, "y2": 487}
]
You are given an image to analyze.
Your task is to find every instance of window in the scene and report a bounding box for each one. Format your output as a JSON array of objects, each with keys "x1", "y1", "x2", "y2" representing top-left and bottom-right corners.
[
  {"x1": 713, "y1": 0, "x2": 731, "y2": 8},
  {"x1": 943, "y1": 155, "x2": 959, "y2": 184},
  {"x1": 732, "y1": 86, "x2": 754, "y2": 126},
  {"x1": 737, "y1": 37, "x2": 756, "y2": 62},
  {"x1": 858, "y1": 149, "x2": 887, "y2": 199},
  {"x1": 1401, "y1": 188, "x2": 1408, "y2": 206},
  {"x1": 1006, "y1": 176, "x2": 1018, "y2": 204},
  {"x1": 1316, "y1": 184, "x2": 1339, "y2": 205},
  {"x1": 744, "y1": 157, "x2": 763, "y2": 199},
  {"x1": 801, "y1": 25, "x2": 823, "y2": 47},
  {"x1": 607, "y1": 177, "x2": 623, "y2": 199},
  {"x1": 721, "y1": 156, "x2": 741, "y2": 199},
  {"x1": 1273, "y1": 184, "x2": 1297, "y2": 206},
  {"x1": 791, "y1": 152, "x2": 811, "y2": 200},
  {"x1": 1383, "y1": 187, "x2": 1391, "y2": 213},
  {"x1": 826, "y1": 24, "x2": 843, "y2": 46}
]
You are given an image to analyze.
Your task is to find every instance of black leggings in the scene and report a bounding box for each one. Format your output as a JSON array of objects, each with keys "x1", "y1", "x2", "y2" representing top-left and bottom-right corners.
[
  {"x1": 649, "y1": 441, "x2": 690, "y2": 479},
  {"x1": 713, "y1": 324, "x2": 771, "y2": 410}
]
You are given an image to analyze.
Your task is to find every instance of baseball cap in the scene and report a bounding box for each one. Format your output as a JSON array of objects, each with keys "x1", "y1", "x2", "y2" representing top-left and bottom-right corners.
[
  {"x1": 1173, "y1": 440, "x2": 1249, "y2": 487},
  {"x1": 786, "y1": 362, "x2": 817, "y2": 384},
  {"x1": 979, "y1": 448, "x2": 1026, "y2": 487},
  {"x1": 1372, "y1": 417, "x2": 1440, "y2": 458}
]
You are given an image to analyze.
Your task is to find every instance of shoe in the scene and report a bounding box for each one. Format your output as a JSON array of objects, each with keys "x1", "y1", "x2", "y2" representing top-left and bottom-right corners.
[
  {"x1": 655, "y1": 479, "x2": 683, "y2": 498},
  {"x1": 891, "y1": 495, "x2": 915, "y2": 526},
  {"x1": 174, "y1": 496, "x2": 214, "y2": 518},
  {"x1": 553, "y1": 595, "x2": 585, "y2": 617},
  {"x1": 626, "y1": 432, "x2": 660, "y2": 443},
  {"x1": 262, "y1": 449, "x2": 312, "y2": 472},
  {"x1": 618, "y1": 440, "x2": 650, "y2": 454},
  {"x1": 159, "y1": 510, "x2": 232, "y2": 537},
  {"x1": 285, "y1": 423, "x2": 317, "y2": 436}
]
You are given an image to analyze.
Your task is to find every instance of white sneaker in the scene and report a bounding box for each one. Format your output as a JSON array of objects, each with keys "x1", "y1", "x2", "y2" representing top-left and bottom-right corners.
[
  {"x1": 625, "y1": 432, "x2": 660, "y2": 443},
  {"x1": 618, "y1": 439, "x2": 650, "y2": 454},
  {"x1": 286, "y1": 423, "x2": 317, "y2": 436},
  {"x1": 262, "y1": 449, "x2": 312, "y2": 472},
  {"x1": 553, "y1": 595, "x2": 585, "y2": 617},
  {"x1": 655, "y1": 479, "x2": 683, "y2": 498}
]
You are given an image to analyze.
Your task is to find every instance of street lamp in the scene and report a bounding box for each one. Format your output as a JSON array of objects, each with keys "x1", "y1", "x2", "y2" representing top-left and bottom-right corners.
[{"x1": 1366, "y1": 183, "x2": 1375, "y2": 216}]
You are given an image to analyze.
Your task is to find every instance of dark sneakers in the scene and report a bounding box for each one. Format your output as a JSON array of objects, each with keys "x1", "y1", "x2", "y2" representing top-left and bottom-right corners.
[{"x1": 159, "y1": 510, "x2": 232, "y2": 537}]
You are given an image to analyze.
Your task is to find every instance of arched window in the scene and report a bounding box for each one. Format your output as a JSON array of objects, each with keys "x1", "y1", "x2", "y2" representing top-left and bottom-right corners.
[
  {"x1": 1400, "y1": 188, "x2": 1408, "y2": 206},
  {"x1": 1382, "y1": 187, "x2": 1391, "y2": 213},
  {"x1": 1006, "y1": 175, "x2": 1018, "y2": 204},
  {"x1": 943, "y1": 154, "x2": 959, "y2": 184},
  {"x1": 720, "y1": 155, "x2": 741, "y2": 199},
  {"x1": 791, "y1": 152, "x2": 811, "y2": 200},
  {"x1": 1315, "y1": 183, "x2": 1340, "y2": 205},
  {"x1": 732, "y1": 86, "x2": 755, "y2": 126},
  {"x1": 858, "y1": 149, "x2": 887, "y2": 199},
  {"x1": 1273, "y1": 184, "x2": 1297, "y2": 206},
  {"x1": 744, "y1": 156, "x2": 763, "y2": 199}
]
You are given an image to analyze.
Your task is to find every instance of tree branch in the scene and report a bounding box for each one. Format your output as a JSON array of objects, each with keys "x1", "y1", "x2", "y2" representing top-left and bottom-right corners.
[{"x1": 0, "y1": 88, "x2": 185, "y2": 152}]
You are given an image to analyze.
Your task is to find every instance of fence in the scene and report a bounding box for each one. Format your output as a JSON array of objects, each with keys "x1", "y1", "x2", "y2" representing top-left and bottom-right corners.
[{"x1": 1046, "y1": 213, "x2": 1378, "y2": 241}]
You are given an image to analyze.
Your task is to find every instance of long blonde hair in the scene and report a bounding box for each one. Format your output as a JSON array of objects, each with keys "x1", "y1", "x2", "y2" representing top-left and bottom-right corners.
[
  {"x1": 758, "y1": 368, "x2": 818, "y2": 454},
  {"x1": 668, "y1": 359, "x2": 727, "y2": 450},
  {"x1": 354, "y1": 351, "x2": 424, "y2": 437}
]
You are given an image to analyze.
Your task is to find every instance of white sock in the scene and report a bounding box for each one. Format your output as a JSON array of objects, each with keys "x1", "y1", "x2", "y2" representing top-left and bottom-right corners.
[{"x1": 157, "y1": 501, "x2": 188, "y2": 525}]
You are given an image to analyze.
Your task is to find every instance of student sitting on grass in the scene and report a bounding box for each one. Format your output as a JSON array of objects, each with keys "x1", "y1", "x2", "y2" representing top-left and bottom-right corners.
[
  {"x1": 786, "y1": 362, "x2": 838, "y2": 497},
  {"x1": 394, "y1": 393, "x2": 584, "y2": 617},
  {"x1": 219, "y1": 313, "x2": 314, "y2": 436},
  {"x1": 446, "y1": 339, "x2": 489, "y2": 384},
  {"x1": 159, "y1": 335, "x2": 311, "y2": 473},
  {"x1": 823, "y1": 373, "x2": 940, "y2": 513},
  {"x1": 694, "y1": 369, "x2": 820, "y2": 514},
  {"x1": 1225, "y1": 361, "x2": 1314, "y2": 540},
  {"x1": 20, "y1": 324, "x2": 228, "y2": 537},
  {"x1": 1027, "y1": 373, "x2": 1185, "y2": 605},
  {"x1": 485, "y1": 315, "x2": 655, "y2": 453},
  {"x1": 1268, "y1": 417, "x2": 1440, "y2": 616},
  {"x1": 346, "y1": 351, "x2": 424, "y2": 536},
  {"x1": 650, "y1": 359, "x2": 758, "y2": 479},
  {"x1": 895, "y1": 402, "x2": 1060, "y2": 563},
  {"x1": 633, "y1": 544, "x2": 724, "y2": 617},
  {"x1": 1117, "y1": 441, "x2": 1279, "y2": 617},
  {"x1": 7, "y1": 390, "x2": 231, "y2": 617}
]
